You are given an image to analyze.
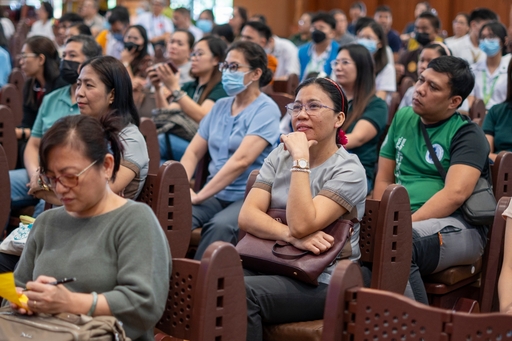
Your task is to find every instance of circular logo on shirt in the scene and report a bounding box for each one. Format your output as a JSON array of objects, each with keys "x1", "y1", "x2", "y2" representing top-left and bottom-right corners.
[
  {"x1": 425, "y1": 144, "x2": 444, "y2": 164},
  {"x1": 407, "y1": 61, "x2": 417, "y2": 73}
]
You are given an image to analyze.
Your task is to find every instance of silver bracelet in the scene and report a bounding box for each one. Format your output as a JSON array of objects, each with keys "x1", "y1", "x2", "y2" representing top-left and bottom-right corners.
[
  {"x1": 87, "y1": 291, "x2": 98, "y2": 316},
  {"x1": 173, "y1": 90, "x2": 186, "y2": 102},
  {"x1": 290, "y1": 167, "x2": 311, "y2": 173}
]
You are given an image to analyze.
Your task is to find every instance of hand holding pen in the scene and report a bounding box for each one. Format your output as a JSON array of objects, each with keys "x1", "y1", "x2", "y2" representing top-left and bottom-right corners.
[{"x1": 23, "y1": 277, "x2": 76, "y2": 291}]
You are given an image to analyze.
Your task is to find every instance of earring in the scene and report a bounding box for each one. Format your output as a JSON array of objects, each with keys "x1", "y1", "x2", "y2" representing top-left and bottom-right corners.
[{"x1": 109, "y1": 101, "x2": 113, "y2": 104}]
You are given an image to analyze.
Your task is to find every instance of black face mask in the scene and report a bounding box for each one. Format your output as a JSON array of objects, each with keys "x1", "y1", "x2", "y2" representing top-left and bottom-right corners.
[
  {"x1": 124, "y1": 41, "x2": 141, "y2": 52},
  {"x1": 311, "y1": 29, "x2": 327, "y2": 44},
  {"x1": 59, "y1": 59, "x2": 81, "y2": 84},
  {"x1": 415, "y1": 31, "x2": 432, "y2": 46}
]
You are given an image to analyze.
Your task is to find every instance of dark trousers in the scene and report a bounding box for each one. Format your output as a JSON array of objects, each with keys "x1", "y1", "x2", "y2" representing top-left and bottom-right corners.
[
  {"x1": 0, "y1": 252, "x2": 20, "y2": 273},
  {"x1": 244, "y1": 269, "x2": 328, "y2": 341}
]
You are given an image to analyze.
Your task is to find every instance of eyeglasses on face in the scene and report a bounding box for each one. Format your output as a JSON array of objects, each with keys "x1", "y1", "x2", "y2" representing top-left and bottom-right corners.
[
  {"x1": 218, "y1": 61, "x2": 252, "y2": 73},
  {"x1": 40, "y1": 160, "x2": 98, "y2": 189},
  {"x1": 16, "y1": 53, "x2": 38, "y2": 60},
  {"x1": 285, "y1": 102, "x2": 337, "y2": 117},
  {"x1": 330, "y1": 59, "x2": 353, "y2": 68}
]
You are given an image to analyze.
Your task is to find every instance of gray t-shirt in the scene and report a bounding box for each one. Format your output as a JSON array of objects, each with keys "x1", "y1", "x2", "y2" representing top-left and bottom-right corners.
[
  {"x1": 14, "y1": 200, "x2": 171, "y2": 341},
  {"x1": 120, "y1": 124, "x2": 149, "y2": 199},
  {"x1": 253, "y1": 144, "x2": 367, "y2": 283}
]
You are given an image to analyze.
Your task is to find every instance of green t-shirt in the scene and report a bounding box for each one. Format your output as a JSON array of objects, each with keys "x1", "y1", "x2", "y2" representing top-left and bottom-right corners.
[
  {"x1": 346, "y1": 95, "x2": 388, "y2": 183},
  {"x1": 181, "y1": 79, "x2": 228, "y2": 103},
  {"x1": 380, "y1": 107, "x2": 489, "y2": 212},
  {"x1": 482, "y1": 102, "x2": 512, "y2": 154}
]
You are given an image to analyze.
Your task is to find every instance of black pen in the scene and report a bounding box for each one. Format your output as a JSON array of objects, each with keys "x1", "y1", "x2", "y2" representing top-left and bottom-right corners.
[{"x1": 23, "y1": 277, "x2": 77, "y2": 291}]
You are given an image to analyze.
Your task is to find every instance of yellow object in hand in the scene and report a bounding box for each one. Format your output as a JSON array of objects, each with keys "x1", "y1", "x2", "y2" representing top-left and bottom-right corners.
[{"x1": 0, "y1": 272, "x2": 29, "y2": 308}]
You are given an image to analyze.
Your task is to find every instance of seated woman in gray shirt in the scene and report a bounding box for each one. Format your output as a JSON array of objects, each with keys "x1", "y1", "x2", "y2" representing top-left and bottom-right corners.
[
  {"x1": 8, "y1": 115, "x2": 171, "y2": 341},
  {"x1": 239, "y1": 77, "x2": 367, "y2": 340}
]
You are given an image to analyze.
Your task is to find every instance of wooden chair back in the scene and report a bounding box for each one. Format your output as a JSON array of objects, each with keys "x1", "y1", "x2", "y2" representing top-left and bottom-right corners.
[
  {"x1": 139, "y1": 118, "x2": 160, "y2": 175},
  {"x1": 272, "y1": 74, "x2": 299, "y2": 95},
  {"x1": 0, "y1": 144, "x2": 11, "y2": 230},
  {"x1": 359, "y1": 184, "x2": 412, "y2": 293},
  {"x1": 269, "y1": 92, "x2": 294, "y2": 118},
  {"x1": 387, "y1": 92, "x2": 401, "y2": 126},
  {"x1": 479, "y1": 196, "x2": 511, "y2": 312},
  {"x1": 399, "y1": 77, "x2": 415, "y2": 99},
  {"x1": 0, "y1": 105, "x2": 18, "y2": 169},
  {"x1": 8, "y1": 68, "x2": 25, "y2": 99},
  {"x1": 155, "y1": 242, "x2": 247, "y2": 341},
  {"x1": 469, "y1": 99, "x2": 486, "y2": 126},
  {"x1": 0, "y1": 84, "x2": 23, "y2": 126},
  {"x1": 321, "y1": 260, "x2": 512, "y2": 341},
  {"x1": 137, "y1": 161, "x2": 192, "y2": 258},
  {"x1": 492, "y1": 151, "x2": 512, "y2": 200}
]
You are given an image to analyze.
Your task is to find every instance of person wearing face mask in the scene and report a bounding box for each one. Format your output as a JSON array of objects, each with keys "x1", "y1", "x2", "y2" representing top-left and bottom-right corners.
[
  {"x1": 96, "y1": 6, "x2": 130, "y2": 59},
  {"x1": 180, "y1": 41, "x2": 280, "y2": 260},
  {"x1": 173, "y1": 7, "x2": 203, "y2": 42},
  {"x1": 298, "y1": 12, "x2": 339, "y2": 81},
  {"x1": 355, "y1": 19, "x2": 396, "y2": 103},
  {"x1": 197, "y1": 9, "x2": 215, "y2": 34},
  {"x1": 396, "y1": 12, "x2": 442, "y2": 83},
  {"x1": 467, "y1": 22, "x2": 511, "y2": 111},
  {"x1": 120, "y1": 25, "x2": 152, "y2": 107},
  {"x1": 8, "y1": 35, "x2": 102, "y2": 219}
]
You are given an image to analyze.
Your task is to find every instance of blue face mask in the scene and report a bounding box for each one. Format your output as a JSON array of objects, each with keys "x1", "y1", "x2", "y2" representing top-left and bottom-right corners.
[
  {"x1": 479, "y1": 38, "x2": 501, "y2": 57},
  {"x1": 222, "y1": 70, "x2": 252, "y2": 96},
  {"x1": 196, "y1": 19, "x2": 213, "y2": 33},
  {"x1": 357, "y1": 38, "x2": 378, "y2": 54},
  {"x1": 112, "y1": 32, "x2": 124, "y2": 42}
]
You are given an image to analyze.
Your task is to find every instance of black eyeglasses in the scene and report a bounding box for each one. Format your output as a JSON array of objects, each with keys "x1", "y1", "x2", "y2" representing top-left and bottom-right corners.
[
  {"x1": 218, "y1": 62, "x2": 252, "y2": 73},
  {"x1": 40, "y1": 160, "x2": 98, "y2": 189}
]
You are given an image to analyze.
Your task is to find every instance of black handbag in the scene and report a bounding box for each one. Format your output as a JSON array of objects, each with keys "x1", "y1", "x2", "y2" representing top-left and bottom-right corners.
[{"x1": 420, "y1": 122, "x2": 496, "y2": 225}]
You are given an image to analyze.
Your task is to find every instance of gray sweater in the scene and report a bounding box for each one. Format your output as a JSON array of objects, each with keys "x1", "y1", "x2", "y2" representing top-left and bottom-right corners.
[{"x1": 14, "y1": 200, "x2": 172, "y2": 341}]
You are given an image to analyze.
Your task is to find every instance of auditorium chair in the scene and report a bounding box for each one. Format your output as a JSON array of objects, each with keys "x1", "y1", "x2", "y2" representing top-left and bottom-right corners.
[
  {"x1": 468, "y1": 98, "x2": 486, "y2": 126},
  {"x1": 272, "y1": 73, "x2": 299, "y2": 95},
  {"x1": 139, "y1": 117, "x2": 160, "y2": 175},
  {"x1": 0, "y1": 83, "x2": 23, "y2": 127},
  {"x1": 320, "y1": 260, "x2": 512, "y2": 341},
  {"x1": 262, "y1": 184, "x2": 412, "y2": 341},
  {"x1": 269, "y1": 92, "x2": 294, "y2": 118},
  {"x1": 399, "y1": 76, "x2": 415, "y2": 99},
  {"x1": 154, "y1": 241, "x2": 246, "y2": 341},
  {"x1": 137, "y1": 161, "x2": 192, "y2": 258},
  {"x1": 422, "y1": 152, "x2": 512, "y2": 310},
  {"x1": 8, "y1": 68, "x2": 25, "y2": 100},
  {"x1": 0, "y1": 105, "x2": 18, "y2": 169},
  {"x1": 0, "y1": 144, "x2": 11, "y2": 233}
]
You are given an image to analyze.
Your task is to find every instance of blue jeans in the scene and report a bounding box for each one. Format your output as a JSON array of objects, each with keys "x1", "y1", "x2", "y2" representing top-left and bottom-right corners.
[
  {"x1": 158, "y1": 132, "x2": 190, "y2": 163},
  {"x1": 10, "y1": 169, "x2": 44, "y2": 217}
]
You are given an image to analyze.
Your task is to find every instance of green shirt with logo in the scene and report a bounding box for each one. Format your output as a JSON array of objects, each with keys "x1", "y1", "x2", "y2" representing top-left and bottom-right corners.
[{"x1": 380, "y1": 107, "x2": 489, "y2": 212}]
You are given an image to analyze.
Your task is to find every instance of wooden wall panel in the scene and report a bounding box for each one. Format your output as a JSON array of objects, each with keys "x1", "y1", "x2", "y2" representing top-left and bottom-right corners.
[{"x1": 234, "y1": 0, "x2": 512, "y2": 38}]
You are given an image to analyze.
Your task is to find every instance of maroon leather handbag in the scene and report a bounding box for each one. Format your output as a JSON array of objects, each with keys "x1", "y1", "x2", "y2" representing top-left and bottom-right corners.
[{"x1": 236, "y1": 209, "x2": 355, "y2": 286}]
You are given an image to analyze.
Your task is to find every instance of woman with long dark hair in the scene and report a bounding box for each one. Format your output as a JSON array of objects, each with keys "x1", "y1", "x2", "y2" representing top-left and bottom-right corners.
[
  {"x1": 333, "y1": 44, "x2": 387, "y2": 192},
  {"x1": 149, "y1": 35, "x2": 229, "y2": 161}
]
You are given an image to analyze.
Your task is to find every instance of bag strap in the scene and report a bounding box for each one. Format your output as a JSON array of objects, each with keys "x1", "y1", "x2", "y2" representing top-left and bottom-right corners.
[{"x1": 420, "y1": 122, "x2": 447, "y2": 181}]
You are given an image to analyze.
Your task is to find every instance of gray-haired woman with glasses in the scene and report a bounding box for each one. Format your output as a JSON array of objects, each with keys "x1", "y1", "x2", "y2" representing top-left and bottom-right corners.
[
  {"x1": 148, "y1": 35, "x2": 228, "y2": 161},
  {"x1": 8, "y1": 114, "x2": 171, "y2": 341},
  {"x1": 180, "y1": 40, "x2": 280, "y2": 260},
  {"x1": 239, "y1": 77, "x2": 366, "y2": 340}
]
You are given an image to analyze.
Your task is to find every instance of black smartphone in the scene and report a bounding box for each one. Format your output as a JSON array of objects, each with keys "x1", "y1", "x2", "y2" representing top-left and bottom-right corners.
[{"x1": 167, "y1": 61, "x2": 179, "y2": 74}]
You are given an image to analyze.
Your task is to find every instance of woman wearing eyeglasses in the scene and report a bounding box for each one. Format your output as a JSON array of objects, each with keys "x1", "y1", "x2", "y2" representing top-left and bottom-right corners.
[
  {"x1": 333, "y1": 44, "x2": 387, "y2": 193},
  {"x1": 9, "y1": 114, "x2": 171, "y2": 341},
  {"x1": 239, "y1": 78, "x2": 366, "y2": 340},
  {"x1": 17, "y1": 36, "x2": 68, "y2": 168},
  {"x1": 148, "y1": 35, "x2": 228, "y2": 161},
  {"x1": 28, "y1": 56, "x2": 148, "y2": 203},
  {"x1": 181, "y1": 40, "x2": 280, "y2": 260}
]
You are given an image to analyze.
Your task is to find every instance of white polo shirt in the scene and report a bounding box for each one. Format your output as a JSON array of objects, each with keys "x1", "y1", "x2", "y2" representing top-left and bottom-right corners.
[
  {"x1": 470, "y1": 53, "x2": 511, "y2": 110},
  {"x1": 136, "y1": 12, "x2": 174, "y2": 41},
  {"x1": 271, "y1": 36, "x2": 300, "y2": 79},
  {"x1": 447, "y1": 34, "x2": 486, "y2": 65}
]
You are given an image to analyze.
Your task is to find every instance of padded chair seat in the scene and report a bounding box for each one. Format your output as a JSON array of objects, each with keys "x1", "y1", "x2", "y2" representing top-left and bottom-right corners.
[
  {"x1": 263, "y1": 320, "x2": 323, "y2": 341},
  {"x1": 423, "y1": 258, "x2": 482, "y2": 286}
]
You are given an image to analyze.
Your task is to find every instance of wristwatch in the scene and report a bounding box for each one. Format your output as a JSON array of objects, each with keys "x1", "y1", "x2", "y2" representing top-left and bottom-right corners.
[
  {"x1": 171, "y1": 89, "x2": 185, "y2": 102},
  {"x1": 292, "y1": 159, "x2": 309, "y2": 169},
  {"x1": 171, "y1": 89, "x2": 181, "y2": 99}
]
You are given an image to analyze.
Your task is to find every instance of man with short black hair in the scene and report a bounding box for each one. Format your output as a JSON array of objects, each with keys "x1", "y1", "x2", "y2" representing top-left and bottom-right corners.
[
  {"x1": 447, "y1": 8, "x2": 499, "y2": 64},
  {"x1": 298, "y1": 11, "x2": 339, "y2": 80},
  {"x1": 374, "y1": 56, "x2": 490, "y2": 304},
  {"x1": 374, "y1": 5, "x2": 401, "y2": 61},
  {"x1": 173, "y1": 7, "x2": 203, "y2": 42},
  {"x1": 96, "y1": 6, "x2": 130, "y2": 58},
  {"x1": 56, "y1": 12, "x2": 84, "y2": 49},
  {"x1": 348, "y1": 1, "x2": 366, "y2": 34}
]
